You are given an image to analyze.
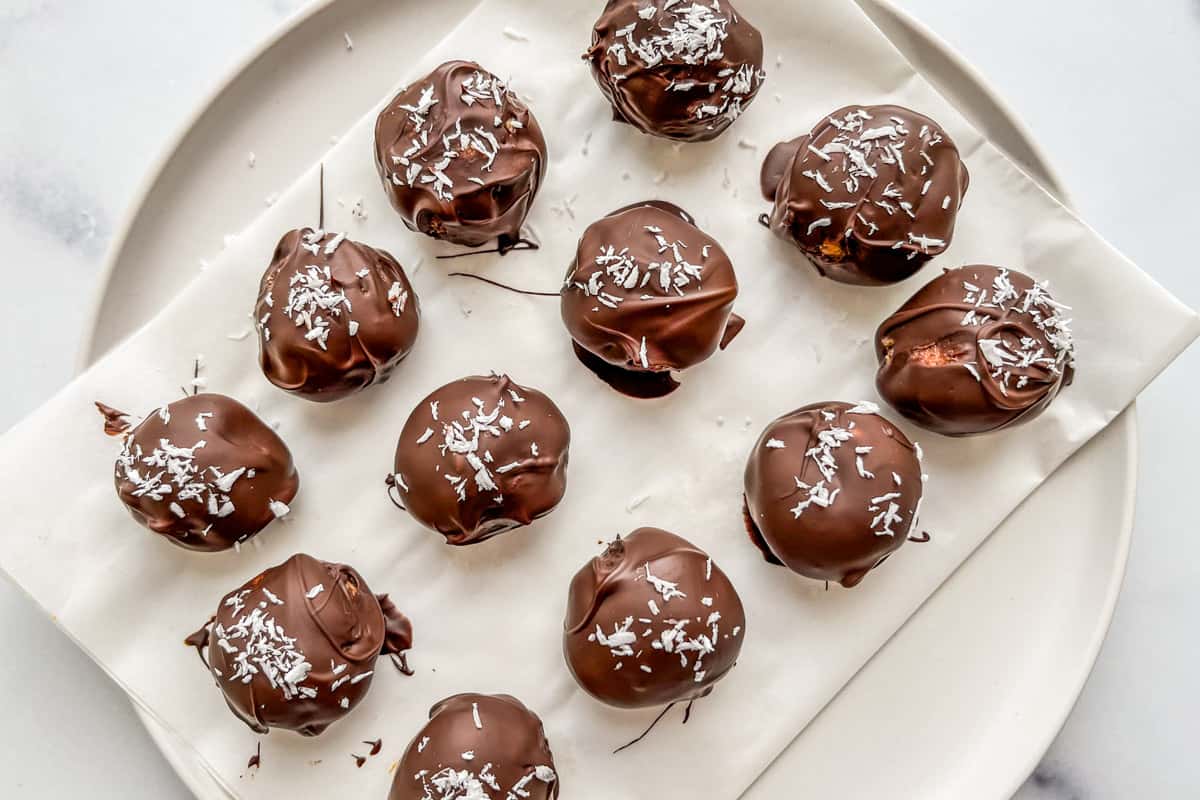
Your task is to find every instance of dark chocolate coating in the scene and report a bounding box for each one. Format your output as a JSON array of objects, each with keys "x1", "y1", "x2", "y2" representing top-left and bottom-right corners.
[
  {"x1": 374, "y1": 60, "x2": 548, "y2": 248},
  {"x1": 761, "y1": 105, "x2": 970, "y2": 286},
  {"x1": 585, "y1": 0, "x2": 766, "y2": 142},
  {"x1": 875, "y1": 266, "x2": 1075, "y2": 436},
  {"x1": 561, "y1": 201, "x2": 743, "y2": 397},
  {"x1": 563, "y1": 527, "x2": 746, "y2": 709},
  {"x1": 390, "y1": 693, "x2": 559, "y2": 800},
  {"x1": 105, "y1": 393, "x2": 299, "y2": 552},
  {"x1": 743, "y1": 401, "x2": 926, "y2": 588},
  {"x1": 391, "y1": 375, "x2": 571, "y2": 545},
  {"x1": 196, "y1": 553, "x2": 413, "y2": 736},
  {"x1": 255, "y1": 228, "x2": 420, "y2": 403}
]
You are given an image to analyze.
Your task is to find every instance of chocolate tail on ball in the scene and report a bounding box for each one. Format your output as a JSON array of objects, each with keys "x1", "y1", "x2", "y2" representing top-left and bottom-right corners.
[
  {"x1": 374, "y1": 60, "x2": 548, "y2": 249},
  {"x1": 389, "y1": 693, "x2": 559, "y2": 800},
  {"x1": 584, "y1": 0, "x2": 766, "y2": 142},
  {"x1": 390, "y1": 374, "x2": 571, "y2": 545},
  {"x1": 761, "y1": 105, "x2": 969, "y2": 286},
  {"x1": 188, "y1": 553, "x2": 414, "y2": 737},
  {"x1": 874, "y1": 265, "x2": 1075, "y2": 435},
  {"x1": 563, "y1": 528, "x2": 746, "y2": 713},
  {"x1": 255, "y1": 228, "x2": 420, "y2": 403},
  {"x1": 743, "y1": 401, "x2": 927, "y2": 587},
  {"x1": 100, "y1": 394, "x2": 299, "y2": 552},
  {"x1": 562, "y1": 201, "x2": 744, "y2": 398}
]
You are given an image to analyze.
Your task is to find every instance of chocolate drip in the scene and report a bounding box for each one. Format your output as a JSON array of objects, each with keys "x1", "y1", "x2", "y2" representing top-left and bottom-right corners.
[
  {"x1": 184, "y1": 618, "x2": 213, "y2": 670},
  {"x1": 570, "y1": 342, "x2": 681, "y2": 399},
  {"x1": 612, "y1": 701, "x2": 678, "y2": 754},
  {"x1": 720, "y1": 313, "x2": 746, "y2": 349},
  {"x1": 378, "y1": 594, "x2": 415, "y2": 660},
  {"x1": 95, "y1": 402, "x2": 132, "y2": 436},
  {"x1": 435, "y1": 236, "x2": 541, "y2": 260},
  {"x1": 446, "y1": 272, "x2": 560, "y2": 297}
]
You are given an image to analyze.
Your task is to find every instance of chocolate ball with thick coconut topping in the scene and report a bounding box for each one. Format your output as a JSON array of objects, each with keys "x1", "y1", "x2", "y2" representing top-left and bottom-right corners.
[
  {"x1": 875, "y1": 265, "x2": 1075, "y2": 435},
  {"x1": 585, "y1": 0, "x2": 767, "y2": 142},
  {"x1": 97, "y1": 393, "x2": 299, "y2": 552},
  {"x1": 374, "y1": 60, "x2": 548, "y2": 250},
  {"x1": 188, "y1": 553, "x2": 414, "y2": 736},
  {"x1": 255, "y1": 227, "x2": 420, "y2": 403},
  {"x1": 761, "y1": 105, "x2": 969, "y2": 285}
]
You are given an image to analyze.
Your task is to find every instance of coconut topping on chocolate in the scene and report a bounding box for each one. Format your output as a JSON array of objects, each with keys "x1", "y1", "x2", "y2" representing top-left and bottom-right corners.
[
  {"x1": 100, "y1": 393, "x2": 299, "y2": 552},
  {"x1": 563, "y1": 527, "x2": 746, "y2": 709},
  {"x1": 256, "y1": 228, "x2": 420, "y2": 403},
  {"x1": 561, "y1": 201, "x2": 743, "y2": 398},
  {"x1": 189, "y1": 553, "x2": 413, "y2": 736},
  {"x1": 390, "y1": 375, "x2": 570, "y2": 546},
  {"x1": 374, "y1": 60, "x2": 548, "y2": 249},
  {"x1": 586, "y1": 0, "x2": 767, "y2": 142},
  {"x1": 875, "y1": 265, "x2": 1075, "y2": 436},
  {"x1": 761, "y1": 105, "x2": 970, "y2": 285},
  {"x1": 390, "y1": 693, "x2": 559, "y2": 800},
  {"x1": 743, "y1": 401, "x2": 927, "y2": 587}
]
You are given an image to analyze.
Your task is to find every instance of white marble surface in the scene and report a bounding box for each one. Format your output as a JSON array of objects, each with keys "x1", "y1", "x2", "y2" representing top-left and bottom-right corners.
[{"x1": 0, "y1": 0, "x2": 1196, "y2": 797}]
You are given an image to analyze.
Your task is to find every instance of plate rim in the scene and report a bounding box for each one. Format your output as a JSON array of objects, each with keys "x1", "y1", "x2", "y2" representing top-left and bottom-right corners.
[
  {"x1": 72, "y1": 0, "x2": 343, "y2": 374},
  {"x1": 851, "y1": 2, "x2": 1139, "y2": 792},
  {"x1": 76, "y1": 0, "x2": 1138, "y2": 796}
]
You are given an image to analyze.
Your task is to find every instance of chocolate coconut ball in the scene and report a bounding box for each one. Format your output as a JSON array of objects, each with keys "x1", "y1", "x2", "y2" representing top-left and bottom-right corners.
[
  {"x1": 98, "y1": 393, "x2": 299, "y2": 553},
  {"x1": 561, "y1": 201, "x2": 743, "y2": 398},
  {"x1": 389, "y1": 693, "x2": 559, "y2": 800},
  {"x1": 374, "y1": 60, "x2": 548, "y2": 250},
  {"x1": 390, "y1": 374, "x2": 571, "y2": 545},
  {"x1": 875, "y1": 265, "x2": 1075, "y2": 436},
  {"x1": 188, "y1": 553, "x2": 413, "y2": 736},
  {"x1": 761, "y1": 105, "x2": 970, "y2": 285},
  {"x1": 255, "y1": 228, "x2": 420, "y2": 402},
  {"x1": 563, "y1": 527, "x2": 746, "y2": 709},
  {"x1": 585, "y1": 0, "x2": 766, "y2": 142},
  {"x1": 743, "y1": 401, "x2": 926, "y2": 587}
]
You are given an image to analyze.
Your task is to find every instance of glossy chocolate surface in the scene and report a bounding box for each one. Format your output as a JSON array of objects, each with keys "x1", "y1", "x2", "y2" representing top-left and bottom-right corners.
[
  {"x1": 255, "y1": 228, "x2": 420, "y2": 403},
  {"x1": 561, "y1": 201, "x2": 743, "y2": 397},
  {"x1": 390, "y1": 693, "x2": 559, "y2": 800},
  {"x1": 391, "y1": 374, "x2": 570, "y2": 545},
  {"x1": 761, "y1": 105, "x2": 970, "y2": 285},
  {"x1": 743, "y1": 401, "x2": 926, "y2": 587},
  {"x1": 875, "y1": 265, "x2": 1075, "y2": 436},
  {"x1": 374, "y1": 60, "x2": 547, "y2": 248},
  {"x1": 563, "y1": 527, "x2": 745, "y2": 709},
  {"x1": 194, "y1": 553, "x2": 413, "y2": 736},
  {"x1": 585, "y1": 0, "x2": 766, "y2": 142},
  {"x1": 101, "y1": 393, "x2": 299, "y2": 552}
]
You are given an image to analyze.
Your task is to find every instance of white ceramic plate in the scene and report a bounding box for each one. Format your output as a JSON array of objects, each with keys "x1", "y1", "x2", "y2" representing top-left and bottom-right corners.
[{"x1": 80, "y1": 1, "x2": 1136, "y2": 797}]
